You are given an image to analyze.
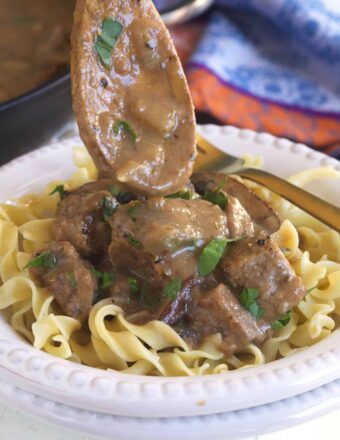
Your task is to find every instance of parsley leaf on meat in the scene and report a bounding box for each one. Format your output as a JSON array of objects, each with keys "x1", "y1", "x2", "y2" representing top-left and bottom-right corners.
[
  {"x1": 67, "y1": 272, "x2": 77, "y2": 289},
  {"x1": 165, "y1": 191, "x2": 192, "y2": 200},
  {"x1": 128, "y1": 277, "x2": 139, "y2": 297},
  {"x1": 91, "y1": 268, "x2": 115, "y2": 289},
  {"x1": 202, "y1": 190, "x2": 228, "y2": 210},
  {"x1": 271, "y1": 311, "x2": 292, "y2": 330},
  {"x1": 163, "y1": 278, "x2": 181, "y2": 301},
  {"x1": 127, "y1": 201, "x2": 140, "y2": 220},
  {"x1": 240, "y1": 287, "x2": 265, "y2": 319},
  {"x1": 198, "y1": 237, "x2": 242, "y2": 276},
  {"x1": 127, "y1": 234, "x2": 141, "y2": 248},
  {"x1": 102, "y1": 196, "x2": 115, "y2": 222},
  {"x1": 24, "y1": 251, "x2": 57, "y2": 270}
]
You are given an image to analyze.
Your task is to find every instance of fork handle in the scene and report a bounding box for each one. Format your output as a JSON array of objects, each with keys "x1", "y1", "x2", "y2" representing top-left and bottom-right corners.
[{"x1": 237, "y1": 168, "x2": 340, "y2": 232}]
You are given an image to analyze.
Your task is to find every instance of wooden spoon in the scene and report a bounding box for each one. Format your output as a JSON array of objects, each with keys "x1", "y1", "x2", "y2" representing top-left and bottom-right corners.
[{"x1": 71, "y1": 0, "x2": 196, "y2": 196}]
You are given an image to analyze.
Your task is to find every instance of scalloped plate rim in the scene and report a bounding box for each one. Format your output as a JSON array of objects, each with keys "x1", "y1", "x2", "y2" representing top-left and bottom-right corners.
[{"x1": 0, "y1": 124, "x2": 339, "y2": 418}]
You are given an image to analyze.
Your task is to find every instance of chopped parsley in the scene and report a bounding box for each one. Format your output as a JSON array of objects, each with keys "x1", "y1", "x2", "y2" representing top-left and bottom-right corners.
[
  {"x1": 163, "y1": 278, "x2": 181, "y2": 301},
  {"x1": 102, "y1": 196, "x2": 115, "y2": 222},
  {"x1": 198, "y1": 238, "x2": 240, "y2": 276},
  {"x1": 91, "y1": 268, "x2": 115, "y2": 289},
  {"x1": 271, "y1": 311, "x2": 292, "y2": 330},
  {"x1": 216, "y1": 177, "x2": 227, "y2": 191},
  {"x1": 24, "y1": 251, "x2": 57, "y2": 270},
  {"x1": 165, "y1": 191, "x2": 192, "y2": 200},
  {"x1": 113, "y1": 120, "x2": 137, "y2": 142},
  {"x1": 109, "y1": 185, "x2": 120, "y2": 197},
  {"x1": 202, "y1": 190, "x2": 228, "y2": 210},
  {"x1": 67, "y1": 272, "x2": 77, "y2": 289},
  {"x1": 128, "y1": 277, "x2": 138, "y2": 297},
  {"x1": 240, "y1": 287, "x2": 265, "y2": 319},
  {"x1": 127, "y1": 234, "x2": 141, "y2": 248},
  {"x1": 95, "y1": 17, "x2": 123, "y2": 68},
  {"x1": 49, "y1": 185, "x2": 66, "y2": 200},
  {"x1": 127, "y1": 202, "x2": 140, "y2": 220}
]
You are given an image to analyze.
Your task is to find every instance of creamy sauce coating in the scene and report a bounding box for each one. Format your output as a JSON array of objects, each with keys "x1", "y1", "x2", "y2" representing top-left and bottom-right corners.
[{"x1": 71, "y1": 0, "x2": 196, "y2": 196}]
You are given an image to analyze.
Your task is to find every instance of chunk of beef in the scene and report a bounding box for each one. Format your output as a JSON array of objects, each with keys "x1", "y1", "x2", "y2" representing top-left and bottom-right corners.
[
  {"x1": 222, "y1": 234, "x2": 306, "y2": 321},
  {"x1": 29, "y1": 241, "x2": 98, "y2": 322},
  {"x1": 192, "y1": 173, "x2": 280, "y2": 233},
  {"x1": 183, "y1": 284, "x2": 266, "y2": 356},
  {"x1": 52, "y1": 179, "x2": 118, "y2": 256},
  {"x1": 107, "y1": 277, "x2": 141, "y2": 315},
  {"x1": 109, "y1": 196, "x2": 228, "y2": 281},
  {"x1": 227, "y1": 196, "x2": 255, "y2": 238}
]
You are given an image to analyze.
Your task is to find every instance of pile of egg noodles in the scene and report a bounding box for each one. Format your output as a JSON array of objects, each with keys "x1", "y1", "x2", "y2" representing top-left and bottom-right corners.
[{"x1": 0, "y1": 148, "x2": 339, "y2": 376}]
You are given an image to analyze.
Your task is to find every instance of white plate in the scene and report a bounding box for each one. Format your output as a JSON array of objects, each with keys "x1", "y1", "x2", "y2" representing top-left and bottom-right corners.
[
  {"x1": 0, "y1": 124, "x2": 339, "y2": 419},
  {"x1": 1, "y1": 374, "x2": 340, "y2": 439}
]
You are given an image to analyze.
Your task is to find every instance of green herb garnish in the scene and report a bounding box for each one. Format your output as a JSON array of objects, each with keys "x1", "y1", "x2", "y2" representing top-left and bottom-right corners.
[
  {"x1": 95, "y1": 17, "x2": 123, "y2": 68},
  {"x1": 198, "y1": 238, "x2": 228, "y2": 276},
  {"x1": 67, "y1": 272, "x2": 77, "y2": 289},
  {"x1": 202, "y1": 190, "x2": 228, "y2": 210},
  {"x1": 24, "y1": 251, "x2": 57, "y2": 270},
  {"x1": 102, "y1": 196, "x2": 115, "y2": 222},
  {"x1": 102, "y1": 272, "x2": 114, "y2": 289},
  {"x1": 113, "y1": 120, "x2": 137, "y2": 142},
  {"x1": 127, "y1": 202, "x2": 140, "y2": 220},
  {"x1": 272, "y1": 311, "x2": 292, "y2": 330},
  {"x1": 110, "y1": 185, "x2": 120, "y2": 197},
  {"x1": 49, "y1": 185, "x2": 65, "y2": 200},
  {"x1": 163, "y1": 278, "x2": 182, "y2": 301},
  {"x1": 240, "y1": 287, "x2": 265, "y2": 319},
  {"x1": 128, "y1": 277, "x2": 138, "y2": 297},
  {"x1": 165, "y1": 191, "x2": 192, "y2": 200},
  {"x1": 127, "y1": 234, "x2": 141, "y2": 248},
  {"x1": 91, "y1": 268, "x2": 115, "y2": 289},
  {"x1": 216, "y1": 177, "x2": 227, "y2": 192}
]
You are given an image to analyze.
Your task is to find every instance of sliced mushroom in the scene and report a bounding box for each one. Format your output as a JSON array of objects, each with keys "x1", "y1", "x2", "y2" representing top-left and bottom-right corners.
[
  {"x1": 71, "y1": 0, "x2": 196, "y2": 196},
  {"x1": 191, "y1": 172, "x2": 281, "y2": 234}
]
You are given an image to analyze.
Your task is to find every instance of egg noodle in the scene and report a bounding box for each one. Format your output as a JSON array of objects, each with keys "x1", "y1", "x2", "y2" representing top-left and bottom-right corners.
[{"x1": 0, "y1": 148, "x2": 339, "y2": 376}]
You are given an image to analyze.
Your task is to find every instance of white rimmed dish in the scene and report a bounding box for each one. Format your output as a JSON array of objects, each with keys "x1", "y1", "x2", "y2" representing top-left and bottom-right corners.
[
  {"x1": 1, "y1": 371, "x2": 340, "y2": 439},
  {"x1": 0, "y1": 124, "x2": 339, "y2": 419}
]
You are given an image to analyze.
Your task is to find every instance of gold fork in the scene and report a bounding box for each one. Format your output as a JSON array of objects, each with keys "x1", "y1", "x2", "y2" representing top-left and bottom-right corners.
[{"x1": 195, "y1": 133, "x2": 340, "y2": 232}]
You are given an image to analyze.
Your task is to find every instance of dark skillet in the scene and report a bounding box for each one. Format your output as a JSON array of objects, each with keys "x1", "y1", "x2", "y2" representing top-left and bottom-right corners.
[{"x1": 0, "y1": 69, "x2": 72, "y2": 166}]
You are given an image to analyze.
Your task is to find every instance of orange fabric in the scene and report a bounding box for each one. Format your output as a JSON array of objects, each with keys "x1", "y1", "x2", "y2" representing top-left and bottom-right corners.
[{"x1": 188, "y1": 68, "x2": 340, "y2": 153}]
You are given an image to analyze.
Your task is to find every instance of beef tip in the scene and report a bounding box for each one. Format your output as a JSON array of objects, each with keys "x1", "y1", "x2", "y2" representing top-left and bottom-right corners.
[
  {"x1": 221, "y1": 233, "x2": 306, "y2": 322},
  {"x1": 71, "y1": 0, "x2": 195, "y2": 196},
  {"x1": 192, "y1": 172, "x2": 280, "y2": 234},
  {"x1": 106, "y1": 277, "x2": 141, "y2": 315},
  {"x1": 226, "y1": 196, "x2": 255, "y2": 238},
  {"x1": 29, "y1": 241, "x2": 98, "y2": 322},
  {"x1": 109, "y1": 197, "x2": 228, "y2": 281},
  {"x1": 52, "y1": 179, "x2": 118, "y2": 256},
  {"x1": 184, "y1": 284, "x2": 266, "y2": 357}
]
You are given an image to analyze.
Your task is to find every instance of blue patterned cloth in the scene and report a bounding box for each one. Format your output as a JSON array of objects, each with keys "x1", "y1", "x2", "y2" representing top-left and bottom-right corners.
[{"x1": 189, "y1": 0, "x2": 340, "y2": 113}]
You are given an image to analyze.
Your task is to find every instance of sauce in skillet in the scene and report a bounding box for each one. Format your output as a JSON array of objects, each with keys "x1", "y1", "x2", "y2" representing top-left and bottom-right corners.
[{"x1": 0, "y1": 0, "x2": 75, "y2": 103}]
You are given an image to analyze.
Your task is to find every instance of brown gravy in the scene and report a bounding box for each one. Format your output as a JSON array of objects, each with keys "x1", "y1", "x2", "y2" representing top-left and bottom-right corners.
[{"x1": 0, "y1": 0, "x2": 75, "y2": 103}]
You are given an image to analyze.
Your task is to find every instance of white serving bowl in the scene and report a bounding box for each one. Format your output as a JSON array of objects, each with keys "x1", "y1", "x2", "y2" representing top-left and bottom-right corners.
[{"x1": 0, "y1": 125, "x2": 339, "y2": 418}]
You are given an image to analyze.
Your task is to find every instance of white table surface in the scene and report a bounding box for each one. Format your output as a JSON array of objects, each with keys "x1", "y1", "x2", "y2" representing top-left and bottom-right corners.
[{"x1": 1, "y1": 399, "x2": 340, "y2": 440}]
